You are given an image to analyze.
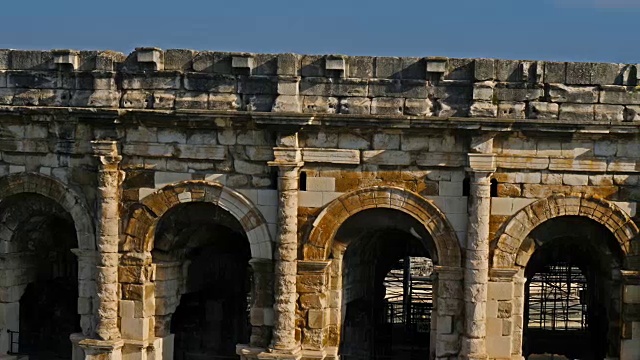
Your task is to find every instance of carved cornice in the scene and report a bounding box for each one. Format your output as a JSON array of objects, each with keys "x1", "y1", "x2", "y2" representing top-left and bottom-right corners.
[{"x1": 297, "y1": 260, "x2": 331, "y2": 274}]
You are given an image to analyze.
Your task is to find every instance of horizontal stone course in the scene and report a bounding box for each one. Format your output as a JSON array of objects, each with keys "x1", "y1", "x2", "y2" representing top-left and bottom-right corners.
[{"x1": 1, "y1": 48, "x2": 640, "y2": 123}]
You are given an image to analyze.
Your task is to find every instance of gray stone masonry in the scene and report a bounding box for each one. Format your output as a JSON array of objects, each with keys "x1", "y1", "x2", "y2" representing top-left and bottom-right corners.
[{"x1": 0, "y1": 48, "x2": 639, "y2": 123}]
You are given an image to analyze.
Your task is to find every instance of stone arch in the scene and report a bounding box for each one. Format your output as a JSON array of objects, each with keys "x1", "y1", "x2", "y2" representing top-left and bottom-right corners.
[
  {"x1": 493, "y1": 194, "x2": 639, "y2": 269},
  {"x1": 304, "y1": 186, "x2": 461, "y2": 267},
  {"x1": 0, "y1": 172, "x2": 95, "y2": 250},
  {"x1": 124, "y1": 180, "x2": 273, "y2": 260}
]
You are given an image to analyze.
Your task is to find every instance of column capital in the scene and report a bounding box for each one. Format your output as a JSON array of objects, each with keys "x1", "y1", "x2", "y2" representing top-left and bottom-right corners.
[
  {"x1": 466, "y1": 153, "x2": 496, "y2": 173},
  {"x1": 269, "y1": 147, "x2": 303, "y2": 168},
  {"x1": 91, "y1": 140, "x2": 121, "y2": 165},
  {"x1": 489, "y1": 267, "x2": 521, "y2": 281},
  {"x1": 297, "y1": 260, "x2": 331, "y2": 274},
  {"x1": 433, "y1": 265, "x2": 464, "y2": 280},
  {"x1": 620, "y1": 270, "x2": 640, "y2": 284}
]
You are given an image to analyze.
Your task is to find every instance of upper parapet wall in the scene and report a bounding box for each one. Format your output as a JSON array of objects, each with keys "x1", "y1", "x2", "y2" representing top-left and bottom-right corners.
[{"x1": 1, "y1": 47, "x2": 640, "y2": 123}]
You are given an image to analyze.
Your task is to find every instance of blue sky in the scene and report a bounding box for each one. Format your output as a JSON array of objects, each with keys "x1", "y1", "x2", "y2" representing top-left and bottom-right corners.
[{"x1": 1, "y1": 0, "x2": 639, "y2": 63}]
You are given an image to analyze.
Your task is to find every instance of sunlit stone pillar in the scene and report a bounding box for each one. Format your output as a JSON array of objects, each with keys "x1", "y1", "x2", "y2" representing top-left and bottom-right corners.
[
  {"x1": 461, "y1": 135, "x2": 495, "y2": 360},
  {"x1": 90, "y1": 140, "x2": 122, "y2": 341},
  {"x1": 268, "y1": 134, "x2": 303, "y2": 357}
]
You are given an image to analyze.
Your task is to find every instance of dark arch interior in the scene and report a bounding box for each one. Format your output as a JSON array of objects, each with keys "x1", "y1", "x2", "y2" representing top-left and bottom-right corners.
[
  {"x1": 153, "y1": 202, "x2": 252, "y2": 360},
  {"x1": 522, "y1": 216, "x2": 623, "y2": 360},
  {"x1": 0, "y1": 193, "x2": 80, "y2": 359},
  {"x1": 337, "y1": 209, "x2": 435, "y2": 360}
]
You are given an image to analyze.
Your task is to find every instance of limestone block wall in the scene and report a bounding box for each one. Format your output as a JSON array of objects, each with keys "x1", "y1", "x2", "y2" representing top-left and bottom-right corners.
[{"x1": 2, "y1": 48, "x2": 640, "y2": 123}]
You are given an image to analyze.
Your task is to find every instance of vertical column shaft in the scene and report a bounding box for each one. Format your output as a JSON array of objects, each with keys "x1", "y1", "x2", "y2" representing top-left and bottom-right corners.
[
  {"x1": 462, "y1": 172, "x2": 492, "y2": 359},
  {"x1": 271, "y1": 165, "x2": 300, "y2": 352},
  {"x1": 92, "y1": 140, "x2": 122, "y2": 341}
]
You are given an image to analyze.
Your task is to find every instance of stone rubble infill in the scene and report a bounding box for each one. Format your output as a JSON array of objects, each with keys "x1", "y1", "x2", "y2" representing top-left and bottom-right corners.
[{"x1": 0, "y1": 48, "x2": 639, "y2": 123}]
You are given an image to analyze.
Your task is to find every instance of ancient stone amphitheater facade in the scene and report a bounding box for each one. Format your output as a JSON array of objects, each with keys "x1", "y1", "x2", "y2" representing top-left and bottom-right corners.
[{"x1": 0, "y1": 48, "x2": 637, "y2": 360}]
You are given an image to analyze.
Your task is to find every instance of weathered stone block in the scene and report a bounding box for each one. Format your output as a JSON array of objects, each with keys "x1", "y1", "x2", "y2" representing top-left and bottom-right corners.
[
  {"x1": 548, "y1": 84, "x2": 598, "y2": 103},
  {"x1": 371, "y1": 97, "x2": 404, "y2": 115},
  {"x1": 277, "y1": 53, "x2": 299, "y2": 76},
  {"x1": 238, "y1": 75, "x2": 278, "y2": 95},
  {"x1": 400, "y1": 57, "x2": 426, "y2": 79},
  {"x1": 494, "y1": 85, "x2": 543, "y2": 102},
  {"x1": 368, "y1": 79, "x2": 428, "y2": 98},
  {"x1": 338, "y1": 97, "x2": 370, "y2": 115},
  {"x1": 527, "y1": 101, "x2": 559, "y2": 119},
  {"x1": 488, "y1": 281, "x2": 513, "y2": 301},
  {"x1": 347, "y1": 56, "x2": 374, "y2": 78},
  {"x1": 193, "y1": 52, "x2": 233, "y2": 73},
  {"x1": 70, "y1": 90, "x2": 120, "y2": 107},
  {"x1": 362, "y1": 150, "x2": 411, "y2": 165},
  {"x1": 600, "y1": 85, "x2": 640, "y2": 104},
  {"x1": 404, "y1": 98, "x2": 433, "y2": 116},
  {"x1": 496, "y1": 59, "x2": 521, "y2": 82},
  {"x1": 272, "y1": 95, "x2": 301, "y2": 112},
  {"x1": 497, "y1": 101, "x2": 525, "y2": 119},
  {"x1": 153, "y1": 90, "x2": 176, "y2": 109},
  {"x1": 243, "y1": 94, "x2": 274, "y2": 112},
  {"x1": 472, "y1": 81, "x2": 495, "y2": 101},
  {"x1": 445, "y1": 58, "x2": 473, "y2": 81},
  {"x1": 302, "y1": 148, "x2": 360, "y2": 164},
  {"x1": 566, "y1": 62, "x2": 593, "y2": 85},
  {"x1": 276, "y1": 76, "x2": 299, "y2": 95},
  {"x1": 121, "y1": 90, "x2": 152, "y2": 109},
  {"x1": 208, "y1": 93, "x2": 241, "y2": 111},
  {"x1": 306, "y1": 177, "x2": 335, "y2": 192},
  {"x1": 469, "y1": 101, "x2": 497, "y2": 117},
  {"x1": 300, "y1": 55, "x2": 325, "y2": 77},
  {"x1": 486, "y1": 335, "x2": 512, "y2": 359},
  {"x1": 10, "y1": 51, "x2": 54, "y2": 70},
  {"x1": 175, "y1": 91, "x2": 208, "y2": 110},
  {"x1": 302, "y1": 96, "x2": 338, "y2": 114},
  {"x1": 121, "y1": 72, "x2": 181, "y2": 90},
  {"x1": 372, "y1": 133, "x2": 400, "y2": 150},
  {"x1": 163, "y1": 49, "x2": 194, "y2": 71},
  {"x1": 558, "y1": 103, "x2": 595, "y2": 122},
  {"x1": 184, "y1": 73, "x2": 236, "y2": 92},
  {"x1": 375, "y1": 57, "x2": 403, "y2": 79},
  {"x1": 474, "y1": 58, "x2": 495, "y2": 81},
  {"x1": 0, "y1": 50, "x2": 9, "y2": 70},
  {"x1": 592, "y1": 62, "x2": 622, "y2": 85},
  {"x1": 595, "y1": 104, "x2": 624, "y2": 122},
  {"x1": 0, "y1": 88, "x2": 14, "y2": 105}
]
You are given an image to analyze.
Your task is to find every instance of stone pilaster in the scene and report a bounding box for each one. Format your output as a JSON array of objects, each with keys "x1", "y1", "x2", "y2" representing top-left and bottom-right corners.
[
  {"x1": 433, "y1": 265, "x2": 464, "y2": 359},
  {"x1": 249, "y1": 258, "x2": 275, "y2": 348},
  {"x1": 79, "y1": 338, "x2": 124, "y2": 360},
  {"x1": 268, "y1": 138, "x2": 303, "y2": 357},
  {"x1": 461, "y1": 135, "x2": 495, "y2": 360},
  {"x1": 486, "y1": 268, "x2": 521, "y2": 360},
  {"x1": 297, "y1": 260, "x2": 331, "y2": 358},
  {"x1": 71, "y1": 249, "x2": 99, "y2": 336},
  {"x1": 621, "y1": 270, "x2": 640, "y2": 360},
  {"x1": 91, "y1": 140, "x2": 122, "y2": 341}
]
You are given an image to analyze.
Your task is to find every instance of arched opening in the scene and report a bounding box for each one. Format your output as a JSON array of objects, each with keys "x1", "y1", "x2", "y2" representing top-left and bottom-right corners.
[
  {"x1": 0, "y1": 193, "x2": 80, "y2": 359},
  {"x1": 152, "y1": 202, "x2": 252, "y2": 360},
  {"x1": 337, "y1": 209, "x2": 437, "y2": 360},
  {"x1": 522, "y1": 216, "x2": 623, "y2": 359}
]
